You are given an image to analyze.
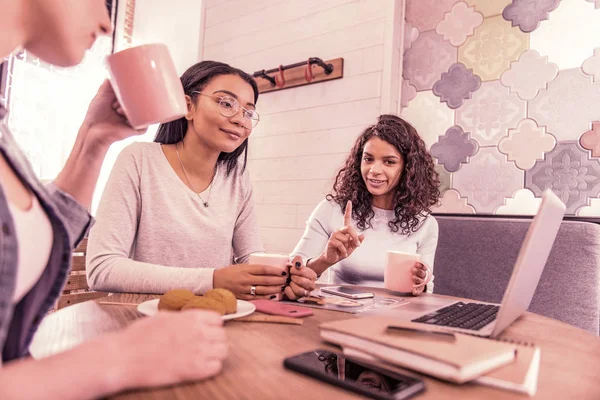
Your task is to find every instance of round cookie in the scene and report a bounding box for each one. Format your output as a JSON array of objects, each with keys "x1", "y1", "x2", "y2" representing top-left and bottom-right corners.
[
  {"x1": 181, "y1": 297, "x2": 227, "y2": 315},
  {"x1": 204, "y1": 288, "x2": 237, "y2": 314},
  {"x1": 158, "y1": 289, "x2": 196, "y2": 311}
]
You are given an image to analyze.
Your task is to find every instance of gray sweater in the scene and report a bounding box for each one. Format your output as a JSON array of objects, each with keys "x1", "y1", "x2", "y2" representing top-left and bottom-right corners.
[
  {"x1": 86, "y1": 142, "x2": 264, "y2": 294},
  {"x1": 1, "y1": 108, "x2": 91, "y2": 363}
]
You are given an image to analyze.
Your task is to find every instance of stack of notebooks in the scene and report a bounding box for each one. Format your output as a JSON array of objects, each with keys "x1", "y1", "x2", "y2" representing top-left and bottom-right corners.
[{"x1": 320, "y1": 317, "x2": 541, "y2": 396}]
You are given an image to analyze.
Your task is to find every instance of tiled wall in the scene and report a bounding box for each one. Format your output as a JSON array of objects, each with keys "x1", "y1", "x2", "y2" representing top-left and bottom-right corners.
[
  {"x1": 204, "y1": 0, "x2": 401, "y2": 252},
  {"x1": 401, "y1": 0, "x2": 600, "y2": 216}
]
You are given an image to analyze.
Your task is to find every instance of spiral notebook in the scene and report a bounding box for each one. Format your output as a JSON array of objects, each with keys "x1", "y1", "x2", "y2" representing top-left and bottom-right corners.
[
  {"x1": 474, "y1": 338, "x2": 540, "y2": 397},
  {"x1": 341, "y1": 337, "x2": 540, "y2": 396},
  {"x1": 320, "y1": 316, "x2": 516, "y2": 383}
]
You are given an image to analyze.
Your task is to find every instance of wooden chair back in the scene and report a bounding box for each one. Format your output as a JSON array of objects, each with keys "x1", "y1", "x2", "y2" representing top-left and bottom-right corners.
[{"x1": 56, "y1": 238, "x2": 107, "y2": 309}]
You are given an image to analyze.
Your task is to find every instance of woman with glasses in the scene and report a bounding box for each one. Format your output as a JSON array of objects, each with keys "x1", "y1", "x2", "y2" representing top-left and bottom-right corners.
[
  {"x1": 290, "y1": 115, "x2": 439, "y2": 297},
  {"x1": 86, "y1": 61, "x2": 317, "y2": 300}
]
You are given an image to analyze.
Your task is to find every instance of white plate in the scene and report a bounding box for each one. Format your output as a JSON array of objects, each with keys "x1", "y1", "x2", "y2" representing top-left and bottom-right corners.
[{"x1": 137, "y1": 299, "x2": 256, "y2": 321}]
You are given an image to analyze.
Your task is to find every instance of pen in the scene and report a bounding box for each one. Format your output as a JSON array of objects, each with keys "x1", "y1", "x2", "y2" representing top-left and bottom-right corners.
[{"x1": 386, "y1": 325, "x2": 456, "y2": 341}]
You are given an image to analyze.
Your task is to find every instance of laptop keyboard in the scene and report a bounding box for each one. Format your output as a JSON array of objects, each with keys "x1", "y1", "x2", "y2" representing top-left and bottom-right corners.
[{"x1": 411, "y1": 302, "x2": 500, "y2": 331}]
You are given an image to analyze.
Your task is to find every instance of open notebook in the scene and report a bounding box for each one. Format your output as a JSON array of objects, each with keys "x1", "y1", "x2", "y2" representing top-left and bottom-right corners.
[{"x1": 320, "y1": 317, "x2": 516, "y2": 383}]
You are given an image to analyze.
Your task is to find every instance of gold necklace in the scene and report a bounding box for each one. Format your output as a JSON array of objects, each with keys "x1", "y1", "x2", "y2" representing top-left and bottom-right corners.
[{"x1": 175, "y1": 143, "x2": 216, "y2": 208}]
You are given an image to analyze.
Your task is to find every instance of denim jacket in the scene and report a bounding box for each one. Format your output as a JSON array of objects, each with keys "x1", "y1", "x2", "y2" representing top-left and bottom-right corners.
[{"x1": 0, "y1": 105, "x2": 92, "y2": 362}]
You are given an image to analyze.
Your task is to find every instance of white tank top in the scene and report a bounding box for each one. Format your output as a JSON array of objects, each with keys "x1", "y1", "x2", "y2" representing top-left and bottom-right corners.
[{"x1": 9, "y1": 195, "x2": 54, "y2": 303}]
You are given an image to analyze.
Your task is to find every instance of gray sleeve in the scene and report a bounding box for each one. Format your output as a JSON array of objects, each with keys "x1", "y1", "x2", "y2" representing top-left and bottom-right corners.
[
  {"x1": 232, "y1": 168, "x2": 264, "y2": 264},
  {"x1": 417, "y1": 216, "x2": 439, "y2": 294},
  {"x1": 45, "y1": 183, "x2": 93, "y2": 249},
  {"x1": 290, "y1": 200, "x2": 333, "y2": 263},
  {"x1": 86, "y1": 144, "x2": 215, "y2": 294}
]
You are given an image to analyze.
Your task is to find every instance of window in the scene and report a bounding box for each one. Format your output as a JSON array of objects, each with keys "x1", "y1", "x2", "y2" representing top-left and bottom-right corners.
[{"x1": 2, "y1": 1, "x2": 118, "y2": 180}]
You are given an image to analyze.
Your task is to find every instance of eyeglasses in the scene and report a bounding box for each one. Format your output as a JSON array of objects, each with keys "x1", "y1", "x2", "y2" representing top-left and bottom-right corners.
[{"x1": 193, "y1": 91, "x2": 260, "y2": 128}]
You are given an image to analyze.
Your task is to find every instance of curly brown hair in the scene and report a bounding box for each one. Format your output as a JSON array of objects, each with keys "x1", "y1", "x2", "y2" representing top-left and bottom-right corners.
[{"x1": 327, "y1": 114, "x2": 440, "y2": 235}]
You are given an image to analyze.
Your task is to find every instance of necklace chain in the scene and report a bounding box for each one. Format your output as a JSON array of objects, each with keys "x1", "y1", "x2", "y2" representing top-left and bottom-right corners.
[{"x1": 175, "y1": 143, "x2": 215, "y2": 208}]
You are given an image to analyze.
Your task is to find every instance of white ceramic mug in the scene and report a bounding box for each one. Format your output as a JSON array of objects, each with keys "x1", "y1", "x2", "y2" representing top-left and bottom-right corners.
[
  {"x1": 248, "y1": 253, "x2": 291, "y2": 301},
  {"x1": 248, "y1": 253, "x2": 290, "y2": 269},
  {"x1": 384, "y1": 251, "x2": 431, "y2": 293}
]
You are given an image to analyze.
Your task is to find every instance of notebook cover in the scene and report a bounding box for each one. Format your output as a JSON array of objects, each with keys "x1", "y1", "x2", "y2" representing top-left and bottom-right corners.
[{"x1": 320, "y1": 316, "x2": 516, "y2": 382}]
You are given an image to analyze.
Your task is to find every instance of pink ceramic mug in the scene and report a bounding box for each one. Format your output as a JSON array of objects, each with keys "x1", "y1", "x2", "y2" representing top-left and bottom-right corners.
[
  {"x1": 384, "y1": 251, "x2": 432, "y2": 293},
  {"x1": 106, "y1": 43, "x2": 187, "y2": 129}
]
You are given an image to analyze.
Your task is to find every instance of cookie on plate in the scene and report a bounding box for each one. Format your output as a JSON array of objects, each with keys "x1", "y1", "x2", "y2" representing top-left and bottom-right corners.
[
  {"x1": 204, "y1": 288, "x2": 237, "y2": 314},
  {"x1": 181, "y1": 297, "x2": 227, "y2": 315},
  {"x1": 158, "y1": 289, "x2": 196, "y2": 311}
]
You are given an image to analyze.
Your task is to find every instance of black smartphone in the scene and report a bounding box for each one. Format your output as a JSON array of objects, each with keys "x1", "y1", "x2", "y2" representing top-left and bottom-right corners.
[{"x1": 283, "y1": 349, "x2": 425, "y2": 400}]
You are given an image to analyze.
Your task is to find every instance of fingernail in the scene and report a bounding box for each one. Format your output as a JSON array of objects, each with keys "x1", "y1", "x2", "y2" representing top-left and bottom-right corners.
[
  {"x1": 295, "y1": 261, "x2": 302, "y2": 269},
  {"x1": 281, "y1": 271, "x2": 287, "y2": 276},
  {"x1": 269, "y1": 295, "x2": 276, "y2": 299}
]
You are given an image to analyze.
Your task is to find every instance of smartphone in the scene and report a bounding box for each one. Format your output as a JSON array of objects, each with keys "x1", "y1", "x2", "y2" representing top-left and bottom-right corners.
[
  {"x1": 321, "y1": 286, "x2": 375, "y2": 299},
  {"x1": 284, "y1": 349, "x2": 425, "y2": 400}
]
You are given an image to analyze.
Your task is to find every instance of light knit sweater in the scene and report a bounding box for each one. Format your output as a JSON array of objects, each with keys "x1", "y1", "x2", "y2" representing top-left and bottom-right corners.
[
  {"x1": 86, "y1": 142, "x2": 264, "y2": 294},
  {"x1": 291, "y1": 199, "x2": 438, "y2": 292}
]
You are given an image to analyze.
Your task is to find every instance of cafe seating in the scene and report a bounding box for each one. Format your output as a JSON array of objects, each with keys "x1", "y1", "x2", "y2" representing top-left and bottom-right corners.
[
  {"x1": 55, "y1": 238, "x2": 108, "y2": 310},
  {"x1": 433, "y1": 216, "x2": 600, "y2": 335}
]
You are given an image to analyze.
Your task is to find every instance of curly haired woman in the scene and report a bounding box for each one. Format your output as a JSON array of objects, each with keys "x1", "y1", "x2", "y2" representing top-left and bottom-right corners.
[{"x1": 290, "y1": 114, "x2": 440, "y2": 297}]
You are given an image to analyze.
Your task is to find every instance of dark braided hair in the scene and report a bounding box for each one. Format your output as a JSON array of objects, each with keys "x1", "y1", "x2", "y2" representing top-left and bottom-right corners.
[{"x1": 327, "y1": 114, "x2": 440, "y2": 235}]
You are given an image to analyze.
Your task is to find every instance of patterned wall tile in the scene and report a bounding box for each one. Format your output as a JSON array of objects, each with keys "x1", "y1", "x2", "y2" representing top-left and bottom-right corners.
[
  {"x1": 465, "y1": 0, "x2": 512, "y2": 17},
  {"x1": 453, "y1": 147, "x2": 524, "y2": 213},
  {"x1": 530, "y1": 0, "x2": 600, "y2": 70},
  {"x1": 498, "y1": 118, "x2": 556, "y2": 170},
  {"x1": 458, "y1": 15, "x2": 529, "y2": 81},
  {"x1": 401, "y1": 90, "x2": 455, "y2": 149},
  {"x1": 432, "y1": 189, "x2": 476, "y2": 213},
  {"x1": 502, "y1": 0, "x2": 560, "y2": 33},
  {"x1": 495, "y1": 188, "x2": 542, "y2": 215},
  {"x1": 406, "y1": 0, "x2": 459, "y2": 32},
  {"x1": 404, "y1": 22, "x2": 420, "y2": 51},
  {"x1": 435, "y1": 2, "x2": 484, "y2": 46},
  {"x1": 577, "y1": 198, "x2": 600, "y2": 216},
  {"x1": 585, "y1": 0, "x2": 600, "y2": 9},
  {"x1": 582, "y1": 49, "x2": 600, "y2": 83},
  {"x1": 435, "y1": 164, "x2": 452, "y2": 194},
  {"x1": 500, "y1": 50, "x2": 559, "y2": 101},
  {"x1": 400, "y1": 79, "x2": 417, "y2": 108},
  {"x1": 528, "y1": 68, "x2": 600, "y2": 142},
  {"x1": 404, "y1": 30, "x2": 457, "y2": 91},
  {"x1": 525, "y1": 142, "x2": 600, "y2": 214},
  {"x1": 456, "y1": 80, "x2": 526, "y2": 146},
  {"x1": 433, "y1": 63, "x2": 482, "y2": 109},
  {"x1": 430, "y1": 125, "x2": 479, "y2": 172},
  {"x1": 580, "y1": 121, "x2": 600, "y2": 157}
]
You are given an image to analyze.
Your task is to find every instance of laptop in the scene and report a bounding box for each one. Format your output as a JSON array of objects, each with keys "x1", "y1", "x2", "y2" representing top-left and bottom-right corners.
[{"x1": 402, "y1": 189, "x2": 566, "y2": 338}]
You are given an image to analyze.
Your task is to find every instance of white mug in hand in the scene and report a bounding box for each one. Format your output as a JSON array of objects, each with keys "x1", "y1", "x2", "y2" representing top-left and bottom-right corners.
[
  {"x1": 248, "y1": 253, "x2": 291, "y2": 301},
  {"x1": 248, "y1": 253, "x2": 290, "y2": 269}
]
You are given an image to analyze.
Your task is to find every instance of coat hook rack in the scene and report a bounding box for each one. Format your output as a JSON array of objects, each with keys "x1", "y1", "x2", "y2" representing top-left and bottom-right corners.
[{"x1": 252, "y1": 57, "x2": 344, "y2": 94}]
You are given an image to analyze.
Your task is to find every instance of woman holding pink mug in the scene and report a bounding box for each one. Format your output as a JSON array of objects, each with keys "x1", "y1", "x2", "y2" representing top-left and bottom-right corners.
[
  {"x1": 86, "y1": 60, "x2": 317, "y2": 301},
  {"x1": 0, "y1": 1, "x2": 228, "y2": 398},
  {"x1": 291, "y1": 115, "x2": 440, "y2": 296}
]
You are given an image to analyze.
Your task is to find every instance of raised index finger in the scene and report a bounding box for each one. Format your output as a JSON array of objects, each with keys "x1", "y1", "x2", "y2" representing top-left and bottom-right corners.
[{"x1": 344, "y1": 200, "x2": 353, "y2": 227}]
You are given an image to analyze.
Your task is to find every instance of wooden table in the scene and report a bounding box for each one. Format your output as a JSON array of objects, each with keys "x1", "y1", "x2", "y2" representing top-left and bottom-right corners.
[{"x1": 30, "y1": 290, "x2": 600, "y2": 399}]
